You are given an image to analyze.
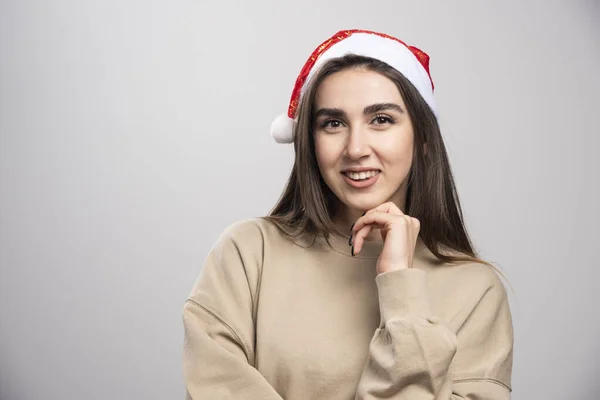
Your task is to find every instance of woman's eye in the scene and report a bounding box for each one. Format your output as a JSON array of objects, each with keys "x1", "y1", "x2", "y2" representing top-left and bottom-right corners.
[
  {"x1": 373, "y1": 115, "x2": 394, "y2": 125},
  {"x1": 321, "y1": 119, "x2": 343, "y2": 129}
]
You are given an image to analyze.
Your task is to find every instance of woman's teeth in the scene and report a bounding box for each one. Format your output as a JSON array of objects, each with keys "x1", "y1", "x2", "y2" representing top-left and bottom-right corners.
[{"x1": 344, "y1": 170, "x2": 379, "y2": 181}]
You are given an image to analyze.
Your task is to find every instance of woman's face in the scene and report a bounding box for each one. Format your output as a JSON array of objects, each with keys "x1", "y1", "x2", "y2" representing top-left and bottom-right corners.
[{"x1": 313, "y1": 68, "x2": 415, "y2": 215}]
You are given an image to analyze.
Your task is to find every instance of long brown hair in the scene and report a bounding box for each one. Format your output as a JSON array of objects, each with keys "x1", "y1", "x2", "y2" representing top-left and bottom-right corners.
[{"x1": 266, "y1": 54, "x2": 490, "y2": 267}]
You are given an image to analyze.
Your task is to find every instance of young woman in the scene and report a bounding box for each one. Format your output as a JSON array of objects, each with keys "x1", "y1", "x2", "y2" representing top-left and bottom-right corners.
[{"x1": 182, "y1": 29, "x2": 513, "y2": 400}]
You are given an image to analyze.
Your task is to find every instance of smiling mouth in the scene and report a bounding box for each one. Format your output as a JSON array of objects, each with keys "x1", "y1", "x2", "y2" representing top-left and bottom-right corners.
[{"x1": 342, "y1": 170, "x2": 380, "y2": 181}]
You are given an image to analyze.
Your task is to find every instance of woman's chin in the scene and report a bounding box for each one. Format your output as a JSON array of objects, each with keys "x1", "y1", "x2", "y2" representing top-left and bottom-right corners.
[{"x1": 340, "y1": 196, "x2": 387, "y2": 213}]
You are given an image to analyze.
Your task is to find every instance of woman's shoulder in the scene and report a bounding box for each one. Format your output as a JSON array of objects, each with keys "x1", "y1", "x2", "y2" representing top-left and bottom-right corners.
[
  {"x1": 417, "y1": 244, "x2": 509, "y2": 299},
  {"x1": 444, "y1": 261, "x2": 508, "y2": 298},
  {"x1": 214, "y1": 217, "x2": 296, "y2": 250}
]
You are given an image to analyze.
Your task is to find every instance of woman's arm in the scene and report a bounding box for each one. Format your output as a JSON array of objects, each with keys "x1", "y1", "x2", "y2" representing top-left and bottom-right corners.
[
  {"x1": 354, "y1": 268, "x2": 513, "y2": 400},
  {"x1": 182, "y1": 221, "x2": 284, "y2": 400},
  {"x1": 350, "y1": 203, "x2": 513, "y2": 399}
]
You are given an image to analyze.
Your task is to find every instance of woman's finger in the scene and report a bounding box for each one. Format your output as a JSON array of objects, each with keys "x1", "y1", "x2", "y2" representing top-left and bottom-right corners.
[
  {"x1": 351, "y1": 224, "x2": 372, "y2": 255},
  {"x1": 352, "y1": 210, "x2": 401, "y2": 234},
  {"x1": 351, "y1": 202, "x2": 403, "y2": 236},
  {"x1": 351, "y1": 211, "x2": 406, "y2": 256},
  {"x1": 350, "y1": 203, "x2": 405, "y2": 255},
  {"x1": 371, "y1": 201, "x2": 404, "y2": 216}
]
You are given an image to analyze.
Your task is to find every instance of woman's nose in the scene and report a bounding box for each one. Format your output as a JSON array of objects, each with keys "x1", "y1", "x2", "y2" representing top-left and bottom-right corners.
[{"x1": 344, "y1": 127, "x2": 371, "y2": 160}]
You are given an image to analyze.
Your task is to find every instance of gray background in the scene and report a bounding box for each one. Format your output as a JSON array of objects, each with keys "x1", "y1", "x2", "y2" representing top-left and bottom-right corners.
[{"x1": 1, "y1": 0, "x2": 598, "y2": 399}]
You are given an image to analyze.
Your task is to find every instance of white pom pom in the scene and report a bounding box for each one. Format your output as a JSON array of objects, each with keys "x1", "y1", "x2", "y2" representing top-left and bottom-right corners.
[{"x1": 270, "y1": 114, "x2": 295, "y2": 144}]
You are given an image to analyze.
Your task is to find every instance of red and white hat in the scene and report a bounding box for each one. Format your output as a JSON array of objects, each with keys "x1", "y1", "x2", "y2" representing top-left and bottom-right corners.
[{"x1": 270, "y1": 29, "x2": 437, "y2": 144}]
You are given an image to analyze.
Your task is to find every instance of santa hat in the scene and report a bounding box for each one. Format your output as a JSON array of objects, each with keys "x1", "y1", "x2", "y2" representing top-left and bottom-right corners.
[{"x1": 270, "y1": 29, "x2": 437, "y2": 144}]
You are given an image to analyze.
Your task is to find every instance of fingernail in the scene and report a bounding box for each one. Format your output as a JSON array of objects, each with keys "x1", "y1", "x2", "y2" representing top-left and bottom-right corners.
[
  {"x1": 351, "y1": 245, "x2": 355, "y2": 256},
  {"x1": 361, "y1": 211, "x2": 366, "y2": 216},
  {"x1": 348, "y1": 235, "x2": 353, "y2": 246},
  {"x1": 350, "y1": 222, "x2": 355, "y2": 231}
]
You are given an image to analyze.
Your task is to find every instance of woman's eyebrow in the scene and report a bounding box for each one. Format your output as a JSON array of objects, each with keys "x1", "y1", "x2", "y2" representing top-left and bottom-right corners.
[
  {"x1": 363, "y1": 103, "x2": 404, "y2": 114},
  {"x1": 314, "y1": 108, "x2": 346, "y2": 119},
  {"x1": 315, "y1": 103, "x2": 404, "y2": 119}
]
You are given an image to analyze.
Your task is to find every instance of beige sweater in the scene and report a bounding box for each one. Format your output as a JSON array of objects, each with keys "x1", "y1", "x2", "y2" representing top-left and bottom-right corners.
[{"x1": 182, "y1": 218, "x2": 513, "y2": 399}]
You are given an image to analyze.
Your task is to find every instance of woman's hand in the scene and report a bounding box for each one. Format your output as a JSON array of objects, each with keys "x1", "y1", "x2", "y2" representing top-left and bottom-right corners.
[{"x1": 350, "y1": 202, "x2": 421, "y2": 274}]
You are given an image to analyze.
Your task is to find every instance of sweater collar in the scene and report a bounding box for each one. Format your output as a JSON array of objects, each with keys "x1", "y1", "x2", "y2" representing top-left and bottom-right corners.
[{"x1": 324, "y1": 232, "x2": 428, "y2": 261}]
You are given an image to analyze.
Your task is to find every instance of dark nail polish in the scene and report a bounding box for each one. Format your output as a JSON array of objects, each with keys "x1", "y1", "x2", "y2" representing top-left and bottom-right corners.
[
  {"x1": 350, "y1": 222, "x2": 355, "y2": 231},
  {"x1": 348, "y1": 235, "x2": 353, "y2": 246},
  {"x1": 351, "y1": 245, "x2": 355, "y2": 256},
  {"x1": 361, "y1": 211, "x2": 366, "y2": 216}
]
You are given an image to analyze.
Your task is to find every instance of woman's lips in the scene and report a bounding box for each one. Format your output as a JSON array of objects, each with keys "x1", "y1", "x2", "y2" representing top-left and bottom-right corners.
[{"x1": 341, "y1": 170, "x2": 380, "y2": 188}]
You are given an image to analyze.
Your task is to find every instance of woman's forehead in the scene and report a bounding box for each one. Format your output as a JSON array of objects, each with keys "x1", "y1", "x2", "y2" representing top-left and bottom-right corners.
[{"x1": 314, "y1": 69, "x2": 404, "y2": 111}]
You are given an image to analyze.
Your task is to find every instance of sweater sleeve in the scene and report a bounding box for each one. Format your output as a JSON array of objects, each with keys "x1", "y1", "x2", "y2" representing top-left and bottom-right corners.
[
  {"x1": 354, "y1": 268, "x2": 513, "y2": 400},
  {"x1": 182, "y1": 221, "x2": 283, "y2": 400}
]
